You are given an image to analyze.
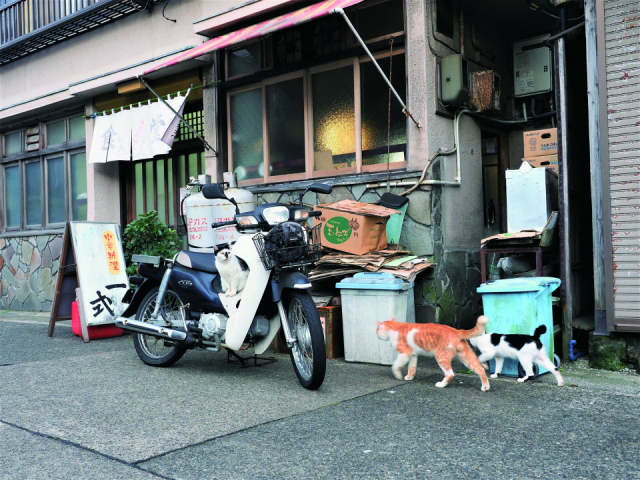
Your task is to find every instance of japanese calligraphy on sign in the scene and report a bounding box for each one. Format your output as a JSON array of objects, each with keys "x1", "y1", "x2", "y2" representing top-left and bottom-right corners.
[{"x1": 71, "y1": 222, "x2": 130, "y2": 326}]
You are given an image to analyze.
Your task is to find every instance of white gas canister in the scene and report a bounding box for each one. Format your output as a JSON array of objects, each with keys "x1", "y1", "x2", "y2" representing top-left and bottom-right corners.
[
  {"x1": 184, "y1": 173, "x2": 256, "y2": 251},
  {"x1": 184, "y1": 190, "x2": 217, "y2": 252},
  {"x1": 211, "y1": 184, "x2": 255, "y2": 246}
]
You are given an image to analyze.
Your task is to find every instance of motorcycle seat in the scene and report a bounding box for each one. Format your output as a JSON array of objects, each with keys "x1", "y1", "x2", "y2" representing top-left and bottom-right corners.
[{"x1": 174, "y1": 251, "x2": 218, "y2": 274}]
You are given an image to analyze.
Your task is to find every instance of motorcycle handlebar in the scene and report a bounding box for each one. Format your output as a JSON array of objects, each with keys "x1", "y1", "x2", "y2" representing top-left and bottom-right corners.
[
  {"x1": 211, "y1": 220, "x2": 236, "y2": 229},
  {"x1": 308, "y1": 211, "x2": 322, "y2": 218}
]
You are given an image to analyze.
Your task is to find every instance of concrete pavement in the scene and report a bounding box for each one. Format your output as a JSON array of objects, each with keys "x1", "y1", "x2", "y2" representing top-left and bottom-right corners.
[{"x1": 1, "y1": 311, "x2": 640, "y2": 479}]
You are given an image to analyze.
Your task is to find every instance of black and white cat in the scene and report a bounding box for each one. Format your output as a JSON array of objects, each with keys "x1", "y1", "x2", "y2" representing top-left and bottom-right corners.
[
  {"x1": 215, "y1": 246, "x2": 249, "y2": 296},
  {"x1": 469, "y1": 325, "x2": 564, "y2": 386}
]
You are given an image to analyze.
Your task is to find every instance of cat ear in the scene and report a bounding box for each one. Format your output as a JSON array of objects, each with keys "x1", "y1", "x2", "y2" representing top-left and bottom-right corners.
[{"x1": 391, "y1": 317, "x2": 396, "y2": 322}]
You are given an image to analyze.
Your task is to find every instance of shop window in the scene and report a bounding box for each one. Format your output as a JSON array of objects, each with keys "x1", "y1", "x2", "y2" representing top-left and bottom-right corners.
[
  {"x1": 312, "y1": 65, "x2": 356, "y2": 171},
  {"x1": 1, "y1": 114, "x2": 87, "y2": 233},
  {"x1": 266, "y1": 76, "x2": 306, "y2": 177},
  {"x1": 227, "y1": 50, "x2": 407, "y2": 184},
  {"x1": 46, "y1": 120, "x2": 66, "y2": 146},
  {"x1": 25, "y1": 161, "x2": 42, "y2": 226},
  {"x1": 348, "y1": 0, "x2": 405, "y2": 44},
  {"x1": 226, "y1": 39, "x2": 273, "y2": 80},
  {"x1": 4, "y1": 165, "x2": 20, "y2": 228},
  {"x1": 4, "y1": 132, "x2": 23, "y2": 156},
  {"x1": 361, "y1": 54, "x2": 407, "y2": 166},
  {"x1": 228, "y1": 42, "x2": 262, "y2": 78},
  {"x1": 229, "y1": 88, "x2": 264, "y2": 181},
  {"x1": 276, "y1": 30, "x2": 303, "y2": 65}
]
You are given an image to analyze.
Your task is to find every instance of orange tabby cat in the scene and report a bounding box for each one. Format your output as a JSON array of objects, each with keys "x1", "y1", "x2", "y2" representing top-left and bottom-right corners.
[{"x1": 376, "y1": 316, "x2": 490, "y2": 391}]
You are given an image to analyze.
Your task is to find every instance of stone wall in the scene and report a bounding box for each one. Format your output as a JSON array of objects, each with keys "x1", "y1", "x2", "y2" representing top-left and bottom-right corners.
[
  {"x1": 256, "y1": 181, "x2": 483, "y2": 328},
  {"x1": 0, "y1": 235, "x2": 63, "y2": 312}
]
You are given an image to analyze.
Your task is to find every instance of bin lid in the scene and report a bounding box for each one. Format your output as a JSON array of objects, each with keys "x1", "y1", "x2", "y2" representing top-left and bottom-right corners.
[
  {"x1": 477, "y1": 277, "x2": 561, "y2": 294},
  {"x1": 336, "y1": 272, "x2": 413, "y2": 291}
]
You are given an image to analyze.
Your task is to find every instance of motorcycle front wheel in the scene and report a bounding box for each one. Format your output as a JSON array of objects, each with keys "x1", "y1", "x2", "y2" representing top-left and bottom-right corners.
[
  {"x1": 133, "y1": 286, "x2": 187, "y2": 367},
  {"x1": 285, "y1": 291, "x2": 326, "y2": 390}
]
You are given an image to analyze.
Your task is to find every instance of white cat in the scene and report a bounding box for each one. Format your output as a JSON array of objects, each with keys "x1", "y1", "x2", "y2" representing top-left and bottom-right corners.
[
  {"x1": 469, "y1": 325, "x2": 564, "y2": 386},
  {"x1": 215, "y1": 247, "x2": 249, "y2": 296}
]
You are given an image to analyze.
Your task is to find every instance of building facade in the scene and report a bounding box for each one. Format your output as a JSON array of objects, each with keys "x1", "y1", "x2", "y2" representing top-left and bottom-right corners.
[{"x1": 2, "y1": 0, "x2": 634, "y2": 349}]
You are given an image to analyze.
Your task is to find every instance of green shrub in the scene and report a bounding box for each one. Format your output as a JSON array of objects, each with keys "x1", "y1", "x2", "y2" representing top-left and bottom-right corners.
[{"x1": 122, "y1": 210, "x2": 181, "y2": 276}]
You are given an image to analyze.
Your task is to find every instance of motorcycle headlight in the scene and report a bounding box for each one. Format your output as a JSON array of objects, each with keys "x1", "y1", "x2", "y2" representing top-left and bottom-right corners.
[
  {"x1": 263, "y1": 206, "x2": 289, "y2": 225},
  {"x1": 292, "y1": 208, "x2": 309, "y2": 221}
]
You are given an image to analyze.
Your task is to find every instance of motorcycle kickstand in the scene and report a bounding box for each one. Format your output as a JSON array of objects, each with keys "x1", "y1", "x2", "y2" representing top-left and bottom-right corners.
[{"x1": 225, "y1": 348, "x2": 250, "y2": 368}]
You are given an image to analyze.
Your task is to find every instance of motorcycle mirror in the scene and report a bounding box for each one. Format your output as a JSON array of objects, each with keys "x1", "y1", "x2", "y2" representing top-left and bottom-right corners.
[
  {"x1": 202, "y1": 184, "x2": 227, "y2": 200},
  {"x1": 308, "y1": 183, "x2": 332, "y2": 195}
]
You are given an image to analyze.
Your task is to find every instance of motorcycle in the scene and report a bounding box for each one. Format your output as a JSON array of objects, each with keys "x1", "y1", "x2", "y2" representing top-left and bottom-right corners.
[{"x1": 116, "y1": 181, "x2": 332, "y2": 390}]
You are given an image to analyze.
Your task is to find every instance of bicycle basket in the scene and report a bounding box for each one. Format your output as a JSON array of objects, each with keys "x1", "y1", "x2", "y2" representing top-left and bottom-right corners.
[{"x1": 253, "y1": 222, "x2": 322, "y2": 270}]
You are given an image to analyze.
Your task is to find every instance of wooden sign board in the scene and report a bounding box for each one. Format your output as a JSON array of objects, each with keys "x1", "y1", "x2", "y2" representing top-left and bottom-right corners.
[{"x1": 49, "y1": 222, "x2": 130, "y2": 339}]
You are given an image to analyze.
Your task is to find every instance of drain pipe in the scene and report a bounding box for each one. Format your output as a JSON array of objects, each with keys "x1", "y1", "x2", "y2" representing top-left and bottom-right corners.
[
  {"x1": 368, "y1": 109, "x2": 470, "y2": 191},
  {"x1": 568, "y1": 340, "x2": 586, "y2": 361}
]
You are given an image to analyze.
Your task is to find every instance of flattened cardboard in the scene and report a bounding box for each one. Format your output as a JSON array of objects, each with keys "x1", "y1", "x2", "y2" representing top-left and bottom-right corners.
[
  {"x1": 481, "y1": 211, "x2": 558, "y2": 247},
  {"x1": 314, "y1": 201, "x2": 400, "y2": 255},
  {"x1": 523, "y1": 128, "x2": 558, "y2": 158}
]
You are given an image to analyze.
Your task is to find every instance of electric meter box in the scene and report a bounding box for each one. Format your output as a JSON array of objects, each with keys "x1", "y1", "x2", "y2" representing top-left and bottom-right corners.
[
  {"x1": 441, "y1": 54, "x2": 469, "y2": 107},
  {"x1": 513, "y1": 35, "x2": 553, "y2": 98}
]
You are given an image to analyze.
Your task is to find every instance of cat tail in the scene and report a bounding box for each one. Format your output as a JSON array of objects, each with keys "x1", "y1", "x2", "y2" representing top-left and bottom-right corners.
[
  {"x1": 458, "y1": 315, "x2": 489, "y2": 340},
  {"x1": 533, "y1": 325, "x2": 547, "y2": 339}
]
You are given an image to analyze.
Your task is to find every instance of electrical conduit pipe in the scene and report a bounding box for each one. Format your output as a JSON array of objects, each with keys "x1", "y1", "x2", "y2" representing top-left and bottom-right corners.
[{"x1": 367, "y1": 109, "x2": 470, "y2": 192}]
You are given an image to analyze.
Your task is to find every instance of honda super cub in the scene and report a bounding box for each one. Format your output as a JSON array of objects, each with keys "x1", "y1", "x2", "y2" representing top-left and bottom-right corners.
[{"x1": 116, "y1": 182, "x2": 332, "y2": 390}]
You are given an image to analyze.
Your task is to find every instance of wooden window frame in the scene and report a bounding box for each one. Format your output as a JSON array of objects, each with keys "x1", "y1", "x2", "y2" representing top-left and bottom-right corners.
[
  {"x1": 0, "y1": 114, "x2": 86, "y2": 234},
  {"x1": 227, "y1": 48, "x2": 407, "y2": 186}
]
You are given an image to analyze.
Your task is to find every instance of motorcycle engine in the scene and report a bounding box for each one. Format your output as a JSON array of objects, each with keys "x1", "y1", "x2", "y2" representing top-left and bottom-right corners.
[
  {"x1": 199, "y1": 313, "x2": 227, "y2": 340},
  {"x1": 249, "y1": 315, "x2": 270, "y2": 339}
]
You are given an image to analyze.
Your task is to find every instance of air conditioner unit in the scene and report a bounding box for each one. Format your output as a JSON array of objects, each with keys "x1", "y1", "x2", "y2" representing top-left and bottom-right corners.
[{"x1": 513, "y1": 35, "x2": 553, "y2": 98}]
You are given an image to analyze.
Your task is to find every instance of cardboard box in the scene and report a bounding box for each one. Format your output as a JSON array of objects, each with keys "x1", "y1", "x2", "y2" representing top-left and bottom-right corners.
[
  {"x1": 523, "y1": 154, "x2": 558, "y2": 174},
  {"x1": 523, "y1": 128, "x2": 557, "y2": 158},
  {"x1": 314, "y1": 200, "x2": 400, "y2": 255},
  {"x1": 272, "y1": 306, "x2": 344, "y2": 359}
]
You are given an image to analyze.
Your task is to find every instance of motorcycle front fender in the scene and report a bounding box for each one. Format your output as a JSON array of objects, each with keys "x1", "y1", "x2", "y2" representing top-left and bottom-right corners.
[{"x1": 270, "y1": 271, "x2": 312, "y2": 303}]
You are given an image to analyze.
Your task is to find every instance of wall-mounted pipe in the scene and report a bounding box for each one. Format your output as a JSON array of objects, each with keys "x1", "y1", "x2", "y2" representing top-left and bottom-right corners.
[{"x1": 368, "y1": 109, "x2": 469, "y2": 192}]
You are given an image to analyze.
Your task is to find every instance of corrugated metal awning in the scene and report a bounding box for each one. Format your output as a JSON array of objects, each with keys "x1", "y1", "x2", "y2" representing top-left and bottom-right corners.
[{"x1": 143, "y1": 0, "x2": 363, "y2": 75}]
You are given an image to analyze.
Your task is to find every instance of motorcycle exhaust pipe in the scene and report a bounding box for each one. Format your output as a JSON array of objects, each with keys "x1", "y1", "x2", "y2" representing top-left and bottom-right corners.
[{"x1": 116, "y1": 317, "x2": 188, "y2": 342}]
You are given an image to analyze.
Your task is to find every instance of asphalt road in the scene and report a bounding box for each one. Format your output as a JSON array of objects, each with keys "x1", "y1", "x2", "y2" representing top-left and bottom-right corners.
[{"x1": 2, "y1": 312, "x2": 640, "y2": 480}]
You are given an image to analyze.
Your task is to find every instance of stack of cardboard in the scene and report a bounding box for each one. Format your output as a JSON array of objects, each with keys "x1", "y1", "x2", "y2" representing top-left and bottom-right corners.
[
  {"x1": 522, "y1": 128, "x2": 558, "y2": 174},
  {"x1": 309, "y1": 248, "x2": 434, "y2": 283}
]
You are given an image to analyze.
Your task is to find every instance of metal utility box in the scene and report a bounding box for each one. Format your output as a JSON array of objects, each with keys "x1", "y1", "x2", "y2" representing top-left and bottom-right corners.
[
  {"x1": 477, "y1": 277, "x2": 560, "y2": 377},
  {"x1": 506, "y1": 167, "x2": 558, "y2": 233},
  {"x1": 513, "y1": 35, "x2": 553, "y2": 97},
  {"x1": 336, "y1": 272, "x2": 415, "y2": 365},
  {"x1": 441, "y1": 54, "x2": 469, "y2": 107}
]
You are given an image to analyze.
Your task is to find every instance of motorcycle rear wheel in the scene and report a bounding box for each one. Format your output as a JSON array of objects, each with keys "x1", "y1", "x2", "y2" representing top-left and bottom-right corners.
[
  {"x1": 133, "y1": 286, "x2": 187, "y2": 367},
  {"x1": 285, "y1": 291, "x2": 326, "y2": 390}
]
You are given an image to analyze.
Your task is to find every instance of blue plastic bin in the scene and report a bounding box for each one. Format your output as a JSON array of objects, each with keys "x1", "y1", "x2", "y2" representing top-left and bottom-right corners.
[
  {"x1": 476, "y1": 277, "x2": 560, "y2": 377},
  {"x1": 336, "y1": 272, "x2": 415, "y2": 365}
]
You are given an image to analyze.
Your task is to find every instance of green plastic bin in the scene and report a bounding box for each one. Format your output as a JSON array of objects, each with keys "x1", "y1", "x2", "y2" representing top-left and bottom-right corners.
[{"x1": 476, "y1": 277, "x2": 560, "y2": 377}]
